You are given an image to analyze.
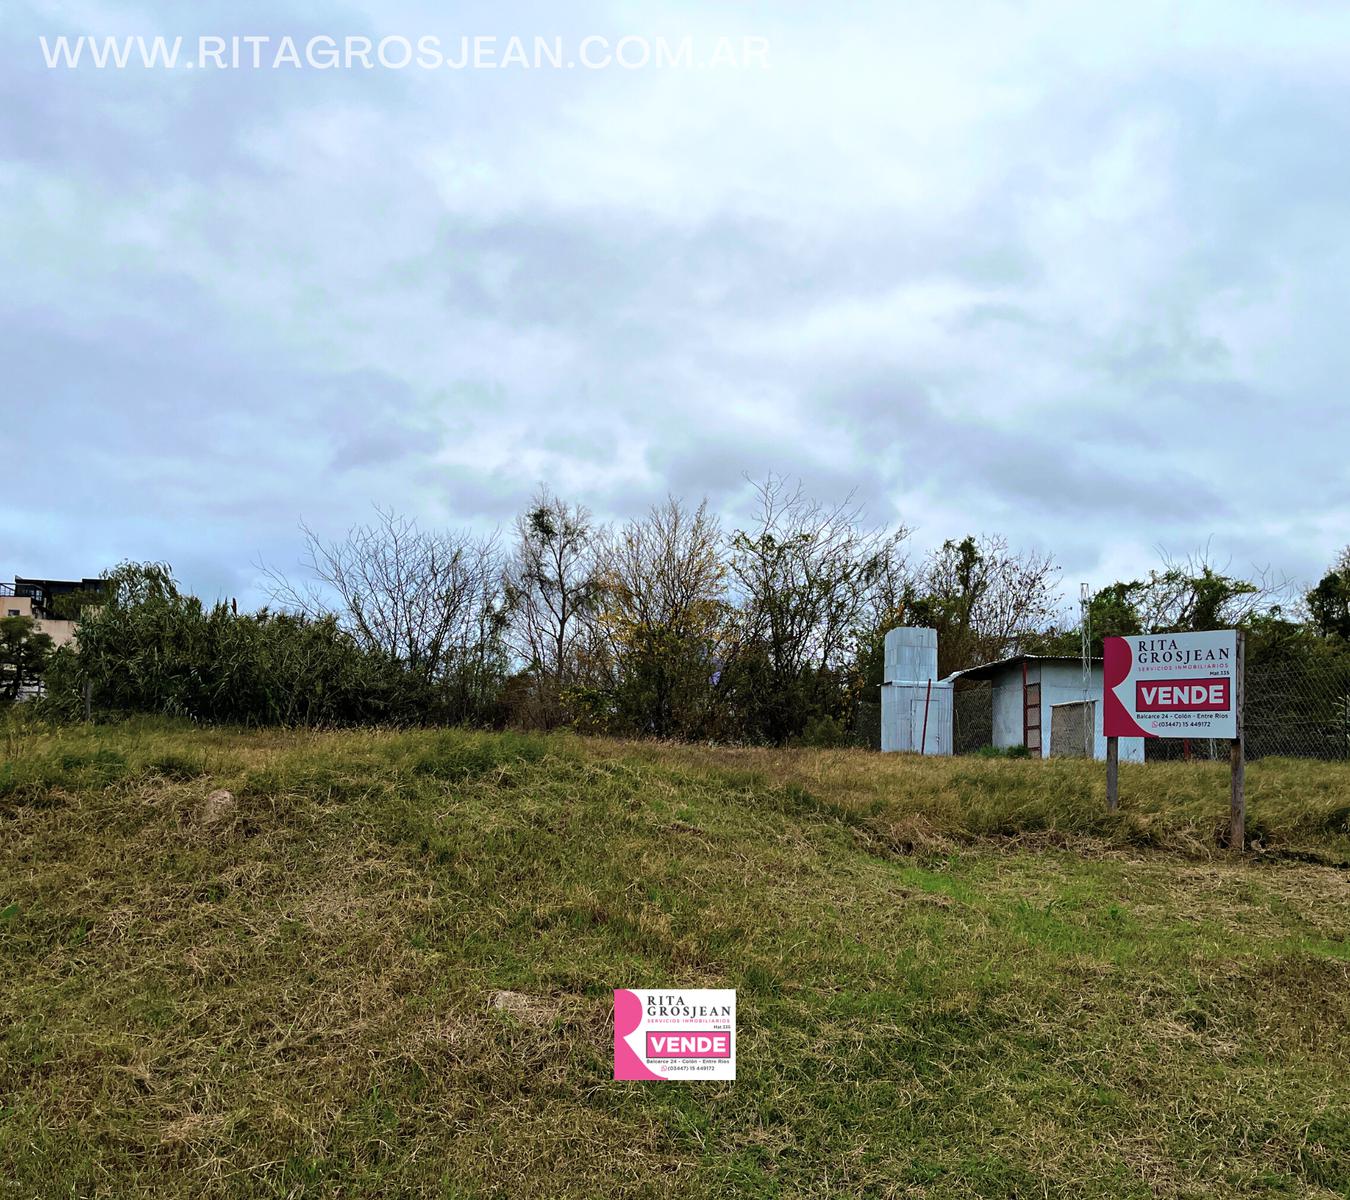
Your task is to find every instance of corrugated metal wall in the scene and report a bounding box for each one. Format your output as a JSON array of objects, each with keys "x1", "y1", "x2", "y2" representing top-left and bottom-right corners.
[
  {"x1": 880, "y1": 628, "x2": 952, "y2": 754},
  {"x1": 883, "y1": 626, "x2": 938, "y2": 683}
]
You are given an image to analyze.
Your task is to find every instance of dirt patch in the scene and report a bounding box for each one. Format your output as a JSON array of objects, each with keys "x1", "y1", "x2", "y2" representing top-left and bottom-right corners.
[{"x1": 488, "y1": 990, "x2": 562, "y2": 1027}]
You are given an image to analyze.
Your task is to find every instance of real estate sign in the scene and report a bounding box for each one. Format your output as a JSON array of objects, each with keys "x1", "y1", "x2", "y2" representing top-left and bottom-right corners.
[{"x1": 1103, "y1": 630, "x2": 1239, "y2": 739}]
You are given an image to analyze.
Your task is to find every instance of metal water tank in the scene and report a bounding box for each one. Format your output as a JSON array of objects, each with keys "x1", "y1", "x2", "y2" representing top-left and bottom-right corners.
[
  {"x1": 880, "y1": 627, "x2": 952, "y2": 755},
  {"x1": 883, "y1": 626, "x2": 938, "y2": 683}
]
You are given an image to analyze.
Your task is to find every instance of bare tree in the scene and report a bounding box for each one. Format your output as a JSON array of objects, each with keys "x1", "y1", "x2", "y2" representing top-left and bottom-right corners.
[
  {"x1": 265, "y1": 506, "x2": 507, "y2": 687},
  {"x1": 910, "y1": 535, "x2": 1060, "y2": 675},
  {"x1": 1137, "y1": 548, "x2": 1290, "y2": 633}
]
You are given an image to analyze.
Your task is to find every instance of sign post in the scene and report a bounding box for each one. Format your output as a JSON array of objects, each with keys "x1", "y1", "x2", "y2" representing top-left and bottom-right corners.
[
  {"x1": 1229, "y1": 631, "x2": 1245, "y2": 850},
  {"x1": 1105, "y1": 736, "x2": 1119, "y2": 813},
  {"x1": 1102, "y1": 629, "x2": 1243, "y2": 846}
]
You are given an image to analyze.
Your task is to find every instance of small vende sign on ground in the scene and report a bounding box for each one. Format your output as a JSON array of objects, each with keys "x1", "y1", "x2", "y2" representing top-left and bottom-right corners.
[
  {"x1": 614, "y1": 989, "x2": 736, "y2": 1081},
  {"x1": 1101, "y1": 629, "x2": 1247, "y2": 849}
]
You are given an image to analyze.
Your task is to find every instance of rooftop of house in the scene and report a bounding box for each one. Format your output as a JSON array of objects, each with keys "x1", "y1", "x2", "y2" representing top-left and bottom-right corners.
[
  {"x1": 945, "y1": 654, "x2": 1103, "y2": 683},
  {"x1": 5, "y1": 576, "x2": 106, "y2": 619}
]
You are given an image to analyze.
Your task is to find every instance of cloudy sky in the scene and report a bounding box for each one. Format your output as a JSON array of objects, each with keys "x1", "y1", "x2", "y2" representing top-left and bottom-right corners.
[{"x1": 5, "y1": 0, "x2": 1348, "y2": 612}]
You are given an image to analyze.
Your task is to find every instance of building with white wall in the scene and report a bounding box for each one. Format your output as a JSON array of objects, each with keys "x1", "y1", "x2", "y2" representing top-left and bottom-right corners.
[
  {"x1": 945, "y1": 654, "x2": 1144, "y2": 762},
  {"x1": 1, "y1": 576, "x2": 105, "y2": 651}
]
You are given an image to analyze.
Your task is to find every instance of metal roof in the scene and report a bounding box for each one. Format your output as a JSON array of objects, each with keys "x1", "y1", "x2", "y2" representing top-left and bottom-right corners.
[{"x1": 943, "y1": 653, "x2": 1102, "y2": 683}]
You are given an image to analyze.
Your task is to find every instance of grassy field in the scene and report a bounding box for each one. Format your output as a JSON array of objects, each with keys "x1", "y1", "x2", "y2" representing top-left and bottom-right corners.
[{"x1": 2, "y1": 720, "x2": 1348, "y2": 1199}]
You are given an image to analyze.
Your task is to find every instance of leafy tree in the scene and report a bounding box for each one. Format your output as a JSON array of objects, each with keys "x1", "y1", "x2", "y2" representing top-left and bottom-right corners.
[
  {"x1": 1135, "y1": 555, "x2": 1268, "y2": 632},
  {"x1": 1030, "y1": 580, "x2": 1146, "y2": 657},
  {"x1": 1083, "y1": 581, "x2": 1145, "y2": 642},
  {"x1": 0, "y1": 616, "x2": 55, "y2": 703},
  {"x1": 1036, "y1": 554, "x2": 1288, "y2": 659},
  {"x1": 906, "y1": 535, "x2": 1060, "y2": 676},
  {"x1": 1307, "y1": 547, "x2": 1350, "y2": 641},
  {"x1": 43, "y1": 561, "x2": 431, "y2": 725},
  {"x1": 594, "y1": 497, "x2": 730, "y2": 738}
]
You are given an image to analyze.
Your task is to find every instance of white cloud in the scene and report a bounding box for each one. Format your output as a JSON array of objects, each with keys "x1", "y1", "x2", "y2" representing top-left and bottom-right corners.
[{"x1": 3, "y1": 0, "x2": 1348, "y2": 604}]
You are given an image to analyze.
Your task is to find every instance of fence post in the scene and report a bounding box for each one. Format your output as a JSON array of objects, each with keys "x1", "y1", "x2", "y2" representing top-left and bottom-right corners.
[
  {"x1": 1230, "y1": 630, "x2": 1246, "y2": 851},
  {"x1": 1106, "y1": 736, "x2": 1119, "y2": 813}
]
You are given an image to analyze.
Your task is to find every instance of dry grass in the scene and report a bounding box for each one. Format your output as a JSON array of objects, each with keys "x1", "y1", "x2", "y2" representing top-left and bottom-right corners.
[
  {"x1": 594, "y1": 738, "x2": 1350, "y2": 860},
  {"x1": 1, "y1": 718, "x2": 1348, "y2": 1198}
]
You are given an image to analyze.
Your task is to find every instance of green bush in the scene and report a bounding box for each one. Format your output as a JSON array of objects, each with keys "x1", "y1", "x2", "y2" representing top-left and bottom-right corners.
[{"x1": 39, "y1": 563, "x2": 498, "y2": 729}]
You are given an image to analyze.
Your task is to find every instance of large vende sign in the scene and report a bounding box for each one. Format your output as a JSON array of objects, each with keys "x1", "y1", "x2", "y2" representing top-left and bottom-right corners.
[{"x1": 1103, "y1": 630, "x2": 1239, "y2": 739}]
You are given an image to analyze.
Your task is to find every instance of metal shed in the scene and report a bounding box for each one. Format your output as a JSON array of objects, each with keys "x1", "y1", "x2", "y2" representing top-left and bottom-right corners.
[{"x1": 945, "y1": 655, "x2": 1144, "y2": 762}]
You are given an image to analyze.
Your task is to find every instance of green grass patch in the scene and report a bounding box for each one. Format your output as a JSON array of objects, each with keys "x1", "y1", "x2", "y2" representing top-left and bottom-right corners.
[{"x1": 0, "y1": 721, "x2": 1347, "y2": 1197}]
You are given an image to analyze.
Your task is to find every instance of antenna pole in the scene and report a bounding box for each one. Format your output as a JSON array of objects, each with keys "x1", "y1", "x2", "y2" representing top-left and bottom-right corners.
[{"x1": 1080, "y1": 583, "x2": 1092, "y2": 758}]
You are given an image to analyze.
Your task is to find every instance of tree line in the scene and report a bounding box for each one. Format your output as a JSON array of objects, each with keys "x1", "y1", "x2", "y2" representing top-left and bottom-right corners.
[{"x1": 6, "y1": 479, "x2": 1349, "y2": 745}]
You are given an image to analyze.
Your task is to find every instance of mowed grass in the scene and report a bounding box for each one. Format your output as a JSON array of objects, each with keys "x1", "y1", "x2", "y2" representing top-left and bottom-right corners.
[{"x1": 1, "y1": 720, "x2": 1348, "y2": 1199}]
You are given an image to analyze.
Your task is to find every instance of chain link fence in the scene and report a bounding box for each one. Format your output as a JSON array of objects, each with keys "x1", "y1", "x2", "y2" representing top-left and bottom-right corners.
[
  {"x1": 851, "y1": 698, "x2": 882, "y2": 750},
  {"x1": 1147, "y1": 658, "x2": 1350, "y2": 762},
  {"x1": 1248, "y1": 659, "x2": 1350, "y2": 759},
  {"x1": 851, "y1": 686, "x2": 987, "y2": 751},
  {"x1": 863, "y1": 659, "x2": 1350, "y2": 761},
  {"x1": 953, "y1": 680, "x2": 994, "y2": 754}
]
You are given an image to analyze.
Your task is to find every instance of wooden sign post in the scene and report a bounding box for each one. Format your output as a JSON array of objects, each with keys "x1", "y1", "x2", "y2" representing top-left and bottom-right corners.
[
  {"x1": 1102, "y1": 629, "x2": 1243, "y2": 847},
  {"x1": 1105, "y1": 735, "x2": 1119, "y2": 813},
  {"x1": 1229, "y1": 631, "x2": 1245, "y2": 851}
]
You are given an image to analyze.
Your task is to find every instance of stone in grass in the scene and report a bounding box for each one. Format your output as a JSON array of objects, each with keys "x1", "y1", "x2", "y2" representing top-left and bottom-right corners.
[{"x1": 199, "y1": 789, "x2": 236, "y2": 827}]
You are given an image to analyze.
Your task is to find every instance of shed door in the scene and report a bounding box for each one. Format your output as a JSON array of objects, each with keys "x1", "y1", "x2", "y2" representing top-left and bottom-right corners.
[{"x1": 1024, "y1": 682, "x2": 1042, "y2": 756}]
